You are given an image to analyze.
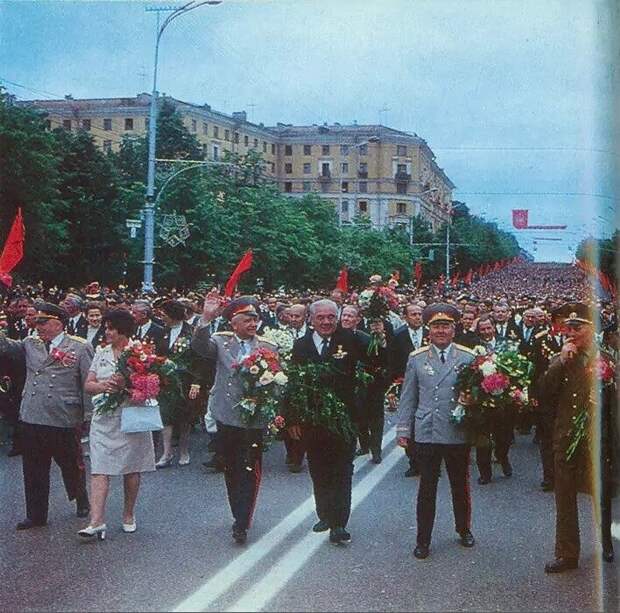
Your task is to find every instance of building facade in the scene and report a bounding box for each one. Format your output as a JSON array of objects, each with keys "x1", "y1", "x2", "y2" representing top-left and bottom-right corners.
[{"x1": 19, "y1": 94, "x2": 454, "y2": 231}]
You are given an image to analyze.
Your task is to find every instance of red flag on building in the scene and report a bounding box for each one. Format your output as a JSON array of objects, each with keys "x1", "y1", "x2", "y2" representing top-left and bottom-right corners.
[
  {"x1": 335, "y1": 267, "x2": 349, "y2": 293},
  {"x1": 224, "y1": 249, "x2": 253, "y2": 297},
  {"x1": 414, "y1": 262, "x2": 423, "y2": 288},
  {"x1": 0, "y1": 208, "x2": 25, "y2": 287},
  {"x1": 512, "y1": 209, "x2": 529, "y2": 229}
]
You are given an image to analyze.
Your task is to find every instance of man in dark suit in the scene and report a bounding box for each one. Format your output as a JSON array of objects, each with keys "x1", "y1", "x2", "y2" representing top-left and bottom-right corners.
[
  {"x1": 131, "y1": 300, "x2": 165, "y2": 349},
  {"x1": 7, "y1": 296, "x2": 30, "y2": 340},
  {"x1": 259, "y1": 296, "x2": 280, "y2": 331},
  {"x1": 388, "y1": 303, "x2": 429, "y2": 477},
  {"x1": 492, "y1": 302, "x2": 520, "y2": 344},
  {"x1": 61, "y1": 294, "x2": 88, "y2": 338},
  {"x1": 0, "y1": 333, "x2": 25, "y2": 456},
  {"x1": 454, "y1": 310, "x2": 481, "y2": 349},
  {"x1": 286, "y1": 299, "x2": 367, "y2": 545}
]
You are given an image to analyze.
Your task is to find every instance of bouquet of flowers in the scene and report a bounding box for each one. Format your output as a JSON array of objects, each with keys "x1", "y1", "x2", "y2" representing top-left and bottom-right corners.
[
  {"x1": 358, "y1": 287, "x2": 398, "y2": 356},
  {"x1": 93, "y1": 340, "x2": 176, "y2": 415},
  {"x1": 384, "y1": 377, "x2": 404, "y2": 413},
  {"x1": 260, "y1": 327, "x2": 295, "y2": 365},
  {"x1": 232, "y1": 347, "x2": 288, "y2": 433},
  {"x1": 566, "y1": 354, "x2": 616, "y2": 460},
  {"x1": 451, "y1": 348, "x2": 533, "y2": 443}
]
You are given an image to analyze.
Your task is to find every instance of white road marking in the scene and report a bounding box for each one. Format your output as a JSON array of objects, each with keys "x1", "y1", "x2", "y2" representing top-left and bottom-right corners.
[
  {"x1": 173, "y1": 428, "x2": 400, "y2": 612},
  {"x1": 226, "y1": 434, "x2": 403, "y2": 612},
  {"x1": 612, "y1": 522, "x2": 620, "y2": 541}
]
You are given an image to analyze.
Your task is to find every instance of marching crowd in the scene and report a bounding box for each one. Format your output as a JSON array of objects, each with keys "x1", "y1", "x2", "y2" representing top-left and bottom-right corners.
[{"x1": 0, "y1": 262, "x2": 617, "y2": 575}]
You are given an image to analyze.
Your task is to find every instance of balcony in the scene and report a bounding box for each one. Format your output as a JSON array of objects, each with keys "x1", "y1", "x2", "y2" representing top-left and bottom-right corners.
[
  {"x1": 357, "y1": 170, "x2": 368, "y2": 178},
  {"x1": 317, "y1": 171, "x2": 332, "y2": 183},
  {"x1": 394, "y1": 171, "x2": 411, "y2": 181}
]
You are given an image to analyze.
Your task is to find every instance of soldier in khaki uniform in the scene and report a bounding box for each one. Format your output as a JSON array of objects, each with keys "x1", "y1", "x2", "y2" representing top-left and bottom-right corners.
[
  {"x1": 0, "y1": 303, "x2": 94, "y2": 530},
  {"x1": 192, "y1": 295, "x2": 279, "y2": 545}
]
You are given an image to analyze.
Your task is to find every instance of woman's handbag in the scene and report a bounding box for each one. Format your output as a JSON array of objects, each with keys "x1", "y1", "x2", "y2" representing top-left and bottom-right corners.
[{"x1": 120, "y1": 400, "x2": 164, "y2": 433}]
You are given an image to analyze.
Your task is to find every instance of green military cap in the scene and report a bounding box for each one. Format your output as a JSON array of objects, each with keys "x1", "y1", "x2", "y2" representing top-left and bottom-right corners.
[
  {"x1": 423, "y1": 303, "x2": 460, "y2": 325},
  {"x1": 34, "y1": 302, "x2": 68, "y2": 324},
  {"x1": 556, "y1": 302, "x2": 593, "y2": 326},
  {"x1": 222, "y1": 296, "x2": 259, "y2": 321}
]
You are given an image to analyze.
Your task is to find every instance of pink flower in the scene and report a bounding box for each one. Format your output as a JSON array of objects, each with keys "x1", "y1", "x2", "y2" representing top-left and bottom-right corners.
[
  {"x1": 481, "y1": 373, "x2": 510, "y2": 396},
  {"x1": 130, "y1": 388, "x2": 147, "y2": 404},
  {"x1": 273, "y1": 415, "x2": 286, "y2": 429}
]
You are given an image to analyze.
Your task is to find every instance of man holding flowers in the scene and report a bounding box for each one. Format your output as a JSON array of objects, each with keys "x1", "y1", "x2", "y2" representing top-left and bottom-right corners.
[{"x1": 192, "y1": 293, "x2": 281, "y2": 545}]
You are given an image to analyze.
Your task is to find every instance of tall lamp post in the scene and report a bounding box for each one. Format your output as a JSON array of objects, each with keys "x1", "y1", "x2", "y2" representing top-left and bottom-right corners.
[{"x1": 143, "y1": 0, "x2": 222, "y2": 292}]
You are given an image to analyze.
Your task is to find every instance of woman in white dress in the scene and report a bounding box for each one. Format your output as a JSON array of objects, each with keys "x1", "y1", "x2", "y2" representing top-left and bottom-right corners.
[{"x1": 78, "y1": 309, "x2": 155, "y2": 541}]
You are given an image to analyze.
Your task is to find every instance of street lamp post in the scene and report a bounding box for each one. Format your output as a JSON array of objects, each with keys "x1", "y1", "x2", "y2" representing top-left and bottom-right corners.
[{"x1": 143, "y1": 0, "x2": 222, "y2": 292}]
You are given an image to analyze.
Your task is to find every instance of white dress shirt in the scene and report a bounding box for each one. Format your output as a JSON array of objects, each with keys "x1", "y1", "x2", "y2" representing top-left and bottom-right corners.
[
  {"x1": 312, "y1": 331, "x2": 330, "y2": 355},
  {"x1": 168, "y1": 323, "x2": 183, "y2": 350},
  {"x1": 408, "y1": 326, "x2": 423, "y2": 350}
]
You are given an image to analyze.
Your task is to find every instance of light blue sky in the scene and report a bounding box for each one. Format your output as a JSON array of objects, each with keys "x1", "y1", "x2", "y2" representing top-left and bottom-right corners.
[{"x1": 1, "y1": 0, "x2": 618, "y2": 262}]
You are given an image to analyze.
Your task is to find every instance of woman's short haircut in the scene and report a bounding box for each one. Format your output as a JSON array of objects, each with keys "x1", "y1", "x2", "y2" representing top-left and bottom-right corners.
[{"x1": 103, "y1": 308, "x2": 136, "y2": 338}]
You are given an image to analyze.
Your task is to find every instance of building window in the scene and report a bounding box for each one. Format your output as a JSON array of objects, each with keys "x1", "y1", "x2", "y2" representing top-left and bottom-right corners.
[
  {"x1": 203, "y1": 122, "x2": 209, "y2": 135},
  {"x1": 320, "y1": 162, "x2": 331, "y2": 176},
  {"x1": 397, "y1": 145, "x2": 407, "y2": 156},
  {"x1": 45, "y1": 119, "x2": 51, "y2": 130},
  {"x1": 145, "y1": 117, "x2": 149, "y2": 130},
  {"x1": 341, "y1": 200, "x2": 349, "y2": 213},
  {"x1": 270, "y1": 161, "x2": 276, "y2": 173},
  {"x1": 303, "y1": 144, "x2": 312, "y2": 155},
  {"x1": 285, "y1": 145, "x2": 293, "y2": 156},
  {"x1": 320, "y1": 182, "x2": 330, "y2": 193},
  {"x1": 81, "y1": 119, "x2": 91, "y2": 131},
  {"x1": 396, "y1": 182, "x2": 408, "y2": 194},
  {"x1": 341, "y1": 162, "x2": 349, "y2": 174},
  {"x1": 213, "y1": 126, "x2": 219, "y2": 138},
  {"x1": 253, "y1": 138, "x2": 258, "y2": 148},
  {"x1": 303, "y1": 163, "x2": 311, "y2": 174},
  {"x1": 359, "y1": 144, "x2": 368, "y2": 155},
  {"x1": 285, "y1": 163, "x2": 293, "y2": 174},
  {"x1": 271, "y1": 143, "x2": 276, "y2": 155},
  {"x1": 284, "y1": 182, "x2": 293, "y2": 193},
  {"x1": 191, "y1": 119, "x2": 197, "y2": 132},
  {"x1": 263, "y1": 141, "x2": 267, "y2": 153},
  {"x1": 63, "y1": 119, "x2": 71, "y2": 130},
  {"x1": 397, "y1": 163, "x2": 407, "y2": 174},
  {"x1": 224, "y1": 129, "x2": 230, "y2": 141},
  {"x1": 233, "y1": 132, "x2": 239, "y2": 144},
  {"x1": 341, "y1": 181, "x2": 349, "y2": 193},
  {"x1": 359, "y1": 181, "x2": 368, "y2": 193},
  {"x1": 124, "y1": 118, "x2": 134, "y2": 131},
  {"x1": 322, "y1": 144, "x2": 330, "y2": 155},
  {"x1": 103, "y1": 118, "x2": 112, "y2": 131},
  {"x1": 302, "y1": 181, "x2": 311, "y2": 192},
  {"x1": 359, "y1": 162, "x2": 368, "y2": 174},
  {"x1": 213, "y1": 145, "x2": 219, "y2": 160},
  {"x1": 103, "y1": 140, "x2": 112, "y2": 153},
  {"x1": 358, "y1": 201, "x2": 368, "y2": 213},
  {"x1": 397, "y1": 202, "x2": 407, "y2": 214},
  {"x1": 340, "y1": 145, "x2": 349, "y2": 155},
  {"x1": 244, "y1": 135, "x2": 249, "y2": 146}
]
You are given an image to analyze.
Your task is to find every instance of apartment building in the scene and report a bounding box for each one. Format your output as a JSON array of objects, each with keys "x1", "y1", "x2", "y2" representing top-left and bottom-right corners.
[{"x1": 19, "y1": 93, "x2": 454, "y2": 231}]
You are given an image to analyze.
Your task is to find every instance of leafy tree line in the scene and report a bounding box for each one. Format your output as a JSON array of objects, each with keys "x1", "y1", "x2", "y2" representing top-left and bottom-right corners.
[
  {"x1": 576, "y1": 233, "x2": 618, "y2": 280},
  {"x1": 0, "y1": 91, "x2": 520, "y2": 290}
]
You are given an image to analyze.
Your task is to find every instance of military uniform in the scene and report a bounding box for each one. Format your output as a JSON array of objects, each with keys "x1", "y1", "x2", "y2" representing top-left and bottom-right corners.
[
  {"x1": 0, "y1": 325, "x2": 93, "y2": 526},
  {"x1": 192, "y1": 297, "x2": 279, "y2": 537},
  {"x1": 397, "y1": 304, "x2": 476, "y2": 553}
]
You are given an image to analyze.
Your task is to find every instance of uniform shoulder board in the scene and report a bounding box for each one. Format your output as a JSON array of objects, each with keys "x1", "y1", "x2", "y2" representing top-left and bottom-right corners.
[
  {"x1": 68, "y1": 335, "x2": 87, "y2": 343},
  {"x1": 410, "y1": 346, "x2": 430, "y2": 357},
  {"x1": 534, "y1": 330, "x2": 547, "y2": 340},
  {"x1": 213, "y1": 331, "x2": 233, "y2": 336},
  {"x1": 257, "y1": 336, "x2": 278, "y2": 347},
  {"x1": 454, "y1": 343, "x2": 476, "y2": 355}
]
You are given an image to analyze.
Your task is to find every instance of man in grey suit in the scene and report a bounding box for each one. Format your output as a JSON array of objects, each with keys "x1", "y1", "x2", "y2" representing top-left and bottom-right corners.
[
  {"x1": 396, "y1": 303, "x2": 476, "y2": 559},
  {"x1": 192, "y1": 294, "x2": 279, "y2": 545},
  {"x1": 0, "y1": 303, "x2": 94, "y2": 530}
]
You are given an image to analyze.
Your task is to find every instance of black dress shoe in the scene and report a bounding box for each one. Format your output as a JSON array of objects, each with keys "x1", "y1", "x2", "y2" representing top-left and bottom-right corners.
[
  {"x1": 414, "y1": 544, "x2": 430, "y2": 559},
  {"x1": 501, "y1": 461, "x2": 513, "y2": 477},
  {"x1": 232, "y1": 526, "x2": 247, "y2": 545},
  {"x1": 544, "y1": 558, "x2": 578, "y2": 573},
  {"x1": 477, "y1": 476, "x2": 491, "y2": 485},
  {"x1": 540, "y1": 480, "x2": 554, "y2": 492},
  {"x1": 355, "y1": 448, "x2": 369, "y2": 457},
  {"x1": 16, "y1": 519, "x2": 47, "y2": 531},
  {"x1": 329, "y1": 527, "x2": 351, "y2": 545},
  {"x1": 312, "y1": 520, "x2": 330, "y2": 533},
  {"x1": 371, "y1": 452, "x2": 382, "y2": 464},
  {"x1": 459, "y1": 530, "x2": 475, "y2": 547},
  {"x1": 404, "y1": 467, "x2": 420, "y2": 478},
  {"x1": 202, "y1": 456, "x2": 224, "y2": 473}
]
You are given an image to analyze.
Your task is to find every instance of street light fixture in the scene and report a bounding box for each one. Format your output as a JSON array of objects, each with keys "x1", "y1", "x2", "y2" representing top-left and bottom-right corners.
[{"x1": 143, "y1": 0, "x2": 223, "y2": 292}]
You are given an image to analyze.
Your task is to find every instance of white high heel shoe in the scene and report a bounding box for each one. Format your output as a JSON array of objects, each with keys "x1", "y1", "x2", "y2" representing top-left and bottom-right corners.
[
  {"x1": 122, "y1": 519, "x2": 137, "y2": 533},
  {"x1": 155, "y1": 454, "x2": 175, "y2": 469},
  {"x1": 78, "y1": 524, "x2": 107, "y2": 541}
]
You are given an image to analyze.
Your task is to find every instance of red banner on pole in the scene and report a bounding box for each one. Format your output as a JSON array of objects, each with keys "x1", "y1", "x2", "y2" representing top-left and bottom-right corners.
[
  {"x1": 335, "y1": 267, "x2": 349, "y2": 293},
  {"x1": 0, "y1": 208, "x2": 25, "y2": 287},
  {"x1": 512, "y1": 209, "x2": 529, "y2": 229},
  {"x1": 224, "y1": 249, "x2": 253, "y2": 297},
  {"x1": 414, "y1": 262, "x2": 423, "y2": 288}
]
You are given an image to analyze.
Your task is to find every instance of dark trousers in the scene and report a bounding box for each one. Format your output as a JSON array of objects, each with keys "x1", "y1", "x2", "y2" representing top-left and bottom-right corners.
[
  {"x1": 416, "y1": 443, "x2": 472, "y2": 546},
  {"x1": 283, "y1": 431, "x2": 306, "y2": 466},
  {"x1": 20, "y1": 422, "x2": 87, "y2": 524},
  {"x1": 536, "y1": 410, "x2": 555, "y2": 484},
  {"x1": 475, "y1": 421, "x2": 513, "y2": 480},
  {"x1": 601, "y1": 483, "x2": 613, "y2": 551},
  {"x1": 357, "y1": 385, "x2": 385, "y2": 454},
  {"x1": 553, "y1": 451, "x2": 580, "y2": 559},
  {"x1": 217, "y1": 422, "x2": 263, "y2": 531},
  {"x1": 304, "y1": 425, "x2": 355, "y2": 529}
]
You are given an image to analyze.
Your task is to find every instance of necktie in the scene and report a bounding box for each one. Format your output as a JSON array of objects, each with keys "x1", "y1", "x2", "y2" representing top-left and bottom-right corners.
[
  {"x1": 524, "y1": 328, "x2": 531, "y2": 342},
  {"x1": 44, "y1": 341, "x2": 51, "y2": 354},
  {"x1": 239, "y1": 340, "x2": 247, "y2": 359},
  {"x1": 320, "y1": 338, "x2": 329, "y2": 358},
  {"x1": 439, "y1": 350, "x2": 446, "y2": 363},
  {"x1": 138, "y1": 325, "x2": 144, "y2": 339}
]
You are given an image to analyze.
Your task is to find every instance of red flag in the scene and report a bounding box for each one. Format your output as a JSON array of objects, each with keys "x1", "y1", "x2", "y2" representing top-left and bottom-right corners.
[
  {"x1": 414, "y1": 262, "x2": 423, "y2": 288},
  {"x1": 335, "y1": 267, "x2": 349, "y2": 293},
  {"x1": 494, "y1": 261, "x2": 501, "y2": 272},
  {"x1": 224, "y1": 249, "x2": 253, "y2": 297},
  {"x1": 464, "y1": 269, "x2": 473, "y2": 285},
  {"x1": 0, "y1": 208, "x2": 25, "y2": 287},
  {"x1": 451, "y1": 270, "x2": 460, "y2": 285},
  {"x1": 512, "y1": 209, "x2": 529, "y2": 229}
]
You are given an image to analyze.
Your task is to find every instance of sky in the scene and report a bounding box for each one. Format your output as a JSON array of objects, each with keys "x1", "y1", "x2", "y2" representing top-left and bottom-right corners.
[{"x1": 1, "y1": 0, "x2": 618, "y2": 262}]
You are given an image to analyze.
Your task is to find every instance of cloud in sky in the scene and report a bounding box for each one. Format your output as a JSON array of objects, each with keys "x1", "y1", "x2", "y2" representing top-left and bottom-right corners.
[{"x1": 1, "y1": 0, "x2": 617, "y2": 262}]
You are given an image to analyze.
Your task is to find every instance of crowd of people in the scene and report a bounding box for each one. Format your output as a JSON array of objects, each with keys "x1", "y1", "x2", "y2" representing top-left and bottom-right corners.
[{"x1": 0, "y1": 262, "x2": 616, "y2": 573}]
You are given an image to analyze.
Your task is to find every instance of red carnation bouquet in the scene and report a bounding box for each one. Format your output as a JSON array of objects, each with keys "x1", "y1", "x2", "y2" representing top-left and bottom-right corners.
[{"x1": 93, "y1": 340, "x2": 176, "y2": 415}]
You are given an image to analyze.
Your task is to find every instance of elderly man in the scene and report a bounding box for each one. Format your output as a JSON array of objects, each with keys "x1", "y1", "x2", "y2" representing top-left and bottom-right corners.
[
  {"x1": 286, "y1": 299, "x2": 367, "y2": 545},
  {"x1": 60, "y1": 293, "x2": 88, "y2": 338},
  {"x1": 192, "y1": 294, "x2": 279, "y2": 545},
  {"x1": 396, "y1": 304, "x2": 476, "y2": 559},
  {"x1": 131, "y1": 299, "x2": 165, "y2": 347},
  {"x1": 0, "y1": 303, "x2": 93, "y2": 529}
]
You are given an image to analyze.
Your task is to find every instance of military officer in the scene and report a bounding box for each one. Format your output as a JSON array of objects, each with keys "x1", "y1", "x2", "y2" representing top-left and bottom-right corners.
[
  {"x1": 396, "y1": 303, "x2": 476, "y2": 559},
  {"x1": 192, "y1": 293, "x2": 279, "y2": 545},
  {"x1": 0, "y1": 303, "x2": 94, "y2": 530}
]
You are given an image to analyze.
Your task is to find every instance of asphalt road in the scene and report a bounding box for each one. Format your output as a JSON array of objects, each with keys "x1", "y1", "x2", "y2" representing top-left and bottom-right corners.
[{"x1": 1, "y1": 418, "x2": 618, "y2": 612}]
